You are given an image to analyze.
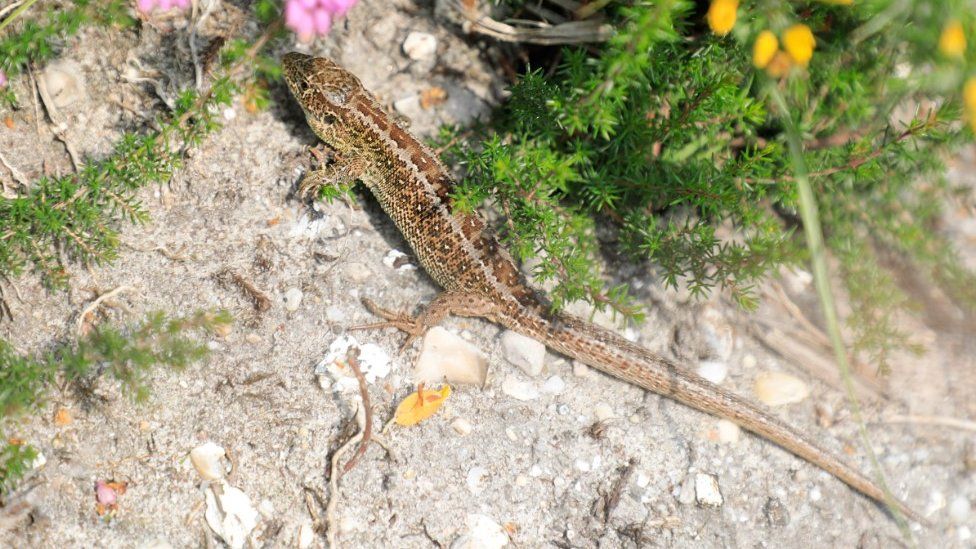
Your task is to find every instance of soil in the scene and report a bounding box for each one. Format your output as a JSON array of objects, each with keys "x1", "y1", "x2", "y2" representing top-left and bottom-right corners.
[{"x1": 1, "y1": 1, "x2": 974, "y2": 548}]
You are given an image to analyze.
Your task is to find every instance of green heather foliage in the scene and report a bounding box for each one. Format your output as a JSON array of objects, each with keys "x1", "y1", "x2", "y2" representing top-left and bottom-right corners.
[
  {"x1": 0, "y1": 310, "x2": 229, "y2": 493},
  {"x1": 440, "y1": 0, "x2": 975, "y2": 370}
]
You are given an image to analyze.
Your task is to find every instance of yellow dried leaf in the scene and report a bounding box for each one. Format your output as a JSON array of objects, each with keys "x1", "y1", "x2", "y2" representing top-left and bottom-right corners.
[{"x1": 394, "y1": 384, "x2": 451, "y2": 426}]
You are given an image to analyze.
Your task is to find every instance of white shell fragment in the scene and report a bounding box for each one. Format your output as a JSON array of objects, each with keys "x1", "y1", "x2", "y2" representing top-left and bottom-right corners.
[
  {"x1": 283, "y1": 287, "x2": 303, "y2": 312},
  {"x1": 402, "y1": 32, "x2": 438, "y2": 61},
  {"x1": 415, "y1": 326, "x2": 488, "y2": 386},
  {"x1": 694, "y1": 473, "x2": 724, "y2": 507},
  {"x1": 501, "y1": 375, "x2": 540, "y2": 401},
  {"x1": 314, "y1": 335, "x2": 391, "y2": 392},
  {"x1": 452, "y1": 417, "x2": 473, "y2": 436},
  {"x1": 754, "y1": 371, "x2": 811, "y2": 406},
  {"x1": 452, "y1": 513, "x2": 508, "y2": 549},
  {"x1": 697, "y1": 360, "x2": 728, "y2": 384},
  {"x1": 204, "y1": 483, "x2": 259, "y2": 549},
  {"x1": 190, "y1": 442, "x2": 227, "y2": 481},
  {"x1": 500, "y1": 330, "x2": 546, "y2": 377}
]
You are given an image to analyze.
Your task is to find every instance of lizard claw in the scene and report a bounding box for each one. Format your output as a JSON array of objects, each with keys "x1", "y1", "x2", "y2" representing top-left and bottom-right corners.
[{"x1": 349, "y1": 297, "x2": 425, "y2": 353}]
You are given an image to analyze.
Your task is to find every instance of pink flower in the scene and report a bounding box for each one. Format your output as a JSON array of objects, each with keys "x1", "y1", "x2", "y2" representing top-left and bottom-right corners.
[
  {"x1": 0, "y1": 71, "x2": 7, "y2": 89},
  {"x1": 284, "y1": 0, "x2": 358, "y2": 42},
  {"x1": 136, "y1": 0, "x2": 189, "y2": 14},
  {"x1": 95, "y1": 481, "x2": 117, "y2": 506}
]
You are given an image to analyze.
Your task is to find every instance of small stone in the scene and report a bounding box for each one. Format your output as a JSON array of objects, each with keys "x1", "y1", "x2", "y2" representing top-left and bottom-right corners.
[
  {"x1": 700, "y1": 308, "x2": 734, "y2": 360},
  {"x1": 715, "y1": 420, "x2": 741, "y2": 444},
  {"x1": 54, "y1": 407, "x2": 72, "y2": 426},
  {"x1": 754, "y1": 371, "x2": 810, "y2": 406},
  {"x1": 452, "y1": 418, "x2": 473, "y2": 436},
  {"x1": 574, "y1": 458, "x2": 591, "y2": 472},
  {"x1": 594, "y1": 402, "x2": 615, "y2": 421},
  {"x1": 529, "y1": 464, "x2": 542, "y2": 477},
  {"x1": 677, "y1": 476, "x2": 696, "y2": 505},
  {"x1": 42, "y1": 60, "x2": 86, "y2": 107},
  {"x1": 415, "y1": 327, "x2": 488, "y2": 386},
  {"x1": 764, "y1": 497, "x2": 790, "y2": 527},
  {"x1": 257, "y1": 499, "x2": 275, "y2": 519},
  {"x1": 501, "y1": 376, "x2": 539, "y2": 401},
  {"x1": 222, "y1": 107, "x2": 236, "y2": 121},
  {"x1": 697, "y1": 360, "x2": 728, "y2": 384},
  {"x1": 452, "y1": 513, "x2": 508, "y2": 549},
  {"x1": 505, "y1": 427, "x2": 518, "y2": 442},
  {"x1": 204, "y1": 483, "x2": 259, "y2": 549},
  {"x1": 402, "y1": 32, "x2": 437, "y2": 61},
  {"x1": 515, "y1": 475, "x2": 529, "y2": 487},
  {"x1": 283, "y1": 288, "x2": 303, "y2": 312},
  {"x1": 382, "y1": 249, "x2": 416, "y2": 272},
  {"x1": 694, "y1": 473, "x2": 723, "y2": 507},
  {"x1": 500, "y1": 330, "x2": 546, "y2": 377},
  {"x1": 190, "y1": 442, "x2": 227, "y2": 481},
  {"x1": 244, "y1": 333, "x2": 262, "y2": 344},
  {"x1": 809, "y1": 486, "x2": 822, "y2": 502},
  {"x1": 741, "y1": 354, "x2": 757, "y2": 369},
  {"x1": 949, "y1": 496, "x2": 972, "y2": 525},
  {"x1": 297, "y1": 521, "x2": 315, "y2": 549},
  {"x1": 541, "y1": 375, "x2": 566, "y2": 394},
  {"x1": 466, "y1": 466, "x2": 487, "y2": 494},
  {"x1": 314, "y1": 335, "x2": 391, "y2": 392},
  {"x1": 572, "y1": 360, "x2": 594, "y2": 378},
  {"x1": 959, "y1": 526, "x2": 972, "y2": 543},
  {"x1": 635, "y1": 472, "x2": 650, "y2": 489}
]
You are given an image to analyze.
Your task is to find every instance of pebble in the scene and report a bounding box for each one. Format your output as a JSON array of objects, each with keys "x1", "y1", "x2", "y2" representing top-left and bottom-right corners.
[
  {"x1": 382, "y1": 249, "x2": 416, "y2": 272},
  {"x1": 677, "y1": 476, "x2": 696, "y2": 505},
  {"x1": 574, "y1": 458, "x2": 591, "y2": 472},
  {"x1": 515, "y1": 475, "x2": 529, "y2": 487},
  {"x1": 700, "y1": 308, "x2": 734, "y2": 360},
  {"x1": 297, "y1": 521, "x2": 315, "y2": 549},
  {"x1": 343, "y1": 262, "x2": 373, "y2": 283},
  {"x1": 415, "y1": 327, "x2": 488, "y2": 386},
  {"x1": 754, "y1": 371, "x2": 810, "y2": 406},
  {"x1": 764, "y1": 497, "x2": 790, "y2": 527},
  {"x1": 452, "y1": 417, "x2": 473, "y2": 436},
  {"x1": 204, "y1": 483, "x2": 259, "y2": 549},
  {"x1": 529, "y1": 464, "x2": 542, "y2": 477},
  {"x1": 635, "y1": 472, "x2": 650, "y2": 489},
  {"x1": 500, "y1": 330, "x2": 547, "y2": 377},
  {"x1": 244, "y1": 333, "x2": 262, "y2": 344},
  {"x1": 501, "y1": 375, "x2": 539, "y2": 401},
  {"x1": 697, "y1": 360, "x2": 728, "y2": 384},
  {"x1": 283, "y1": 288, "x2": 303, "y2": 312},
  {"x1": 190, "y1": 442, "x2": 226, "y2": 481},
  {"x1": 505, "y1": 427, "x2": 518, "y2": 442},
  {"x1": 694, "y1": 473, "x2": 724, "y2": 507},
  {"x1": 949, "y1": 496, "x2": 972, "y2": 525},
  {"x1": 572, "y1": 360, "x2": 594, "y2": 378},
  {"x1": 809, "y1": 486, "x2": 822, "y2": 502},
  {"x1": 715, "y1": 420, "x2": 741, "y2": 444},
  {"x1": 541, "y1": 375, "x2": 566, "y2": 394},
  {"x1": 402, "y1": 32, "x2": 437, "y2": 61},
  {"x1": 594, "y1": 402, "x2": 615, "y2": 421},
  {"x1": 42, "y1": 60, "x2": 86, "y2": 107},
  {"x1": 466, "y1": 466, "x2": 487, "y2": 494},
  {"x1": 452, "y1": 513, "x2": 508, "y2": 549},
  {"x1": 960, "y1": 526, "x2": 972, "y2": 544},
  {"x1": 741, "y1": 354, "x2": 757, "y2": 369}
]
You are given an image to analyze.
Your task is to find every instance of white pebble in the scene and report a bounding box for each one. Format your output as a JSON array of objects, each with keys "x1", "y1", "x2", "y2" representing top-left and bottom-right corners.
[
  {"x1": 694, "y1": 473, "x2": 724, "y2": 507},
  {"x1": 541, "y1": 375, "x2": 566, "y2": 394},
  {"x1": 402, "y1": 32, "x2": 438, "y2": 61},
  {"x1": 466, "y1": 466, "x2": 488, "y2": 494},
  {"x1": 574, "y1": 458, "x2": 591, "y2": 472},
  {"x1": 716, "y1": 420, "x2": 741, "y2": 444},
  {"x1": 505, "y1": 427, "x2": 518, "y2": 442},
  {"x1": 452, "y1": 514, "x2": 507, "y2": 549},
  {"x1": 697, "y1": 360, "x2": 728, "y2": 384},
  {"x1": 451, "y1": 417, "x2": 473, "y2": 436},
  {"x1": 949, "y1": 496, "x2": 972, "y2": 525},
  {"x1": 635, "y1": 472, "x2": 650, "y2": 488},
  {"x1": 515, "y1": 475, "x2": 529, "y2": 487},
  {"x1": 741, "y1": 354, "x2": 757, "y2": 369},
  {"x1": 382, "y1": 249, "x2": 416, "y2": 272},
  {"x1": 809, "y1": 486, "x2": 822, "y2": 502},
  {"x1": 204, "y1": 483, "x2": 259, "y2": 549},
  {"x1": 754, "y1": 371, "x2": 810, "y2": 406},
  {"x1": 190, "y1": 442, "x2": 226, "y2": 481},
  {"x1": 594, "y1": 402, "x2": 615, "y2": 421},
  {"x1": 501, "y1": 375, "x2": 540, "y2": 401},
  {"x1": 959, "y1": 526, "x2": 972, "y2": 543},
  {"x1": 283, "y1": 288, "x2": 303, "y2": 312},
  {"x1": 677, "y1": 476, "x2": 696, "y2": 505},
  {"x1": 297, "y1": 521, "x2": 315, "y2": 549},
  {"x1": 314, "y1": 335, "x2": 391, "y2": 392},
  {"x1": 572, "y1": 360, "x2": 594, "y2": 378},
  {"x1": 529, "y1": 464, "x2": 543, "y2": 477},
  {"x1": 500, "y1": 330, "x2": 547, "y2": 377},
  {"x1": 415, "y1": 327, "x2": 488, "y2": 386}
]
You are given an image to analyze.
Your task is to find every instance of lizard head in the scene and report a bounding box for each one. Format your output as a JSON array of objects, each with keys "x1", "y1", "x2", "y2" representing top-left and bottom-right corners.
[{"x1": 283, "y1": 52, "x2": 362, "y2": 122}]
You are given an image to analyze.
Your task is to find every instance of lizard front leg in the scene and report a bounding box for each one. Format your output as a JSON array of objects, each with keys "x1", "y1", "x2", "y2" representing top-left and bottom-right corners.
[
  {"x1": 352, "y1": 292, "x2": 499, "y2": 351},
  {"x1": 298, "y1": 148, "x2": 368, "y2": 199}
]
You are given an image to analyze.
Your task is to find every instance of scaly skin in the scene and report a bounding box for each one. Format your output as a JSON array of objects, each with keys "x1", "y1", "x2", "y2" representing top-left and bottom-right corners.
[{"x1": 282, "y1": 52, "x2": 921, "y2": 523}]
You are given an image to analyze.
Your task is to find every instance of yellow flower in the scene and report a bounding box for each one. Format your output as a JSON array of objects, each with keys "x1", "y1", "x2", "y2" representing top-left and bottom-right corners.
[
  {"x1": 964, "y1": 77, "x2": 976, "y2": 132},
  {"x1": 753, "y1": 31, "x2": 779, "y2": 69},
  {"x1": 782, "y1": 24, "x2": 816, "y2": 67},
  {"x1": 707, "y1": 0, "x2": 738, "y2": 36},
  {"x1": 939, "y1": 20, "x2": 966, "y2": 58}
]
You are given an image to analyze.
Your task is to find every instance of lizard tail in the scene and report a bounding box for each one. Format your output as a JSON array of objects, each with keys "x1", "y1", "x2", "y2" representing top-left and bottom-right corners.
[{"x1": 522, "y1": 310, "x2": 923, "y2": 524}]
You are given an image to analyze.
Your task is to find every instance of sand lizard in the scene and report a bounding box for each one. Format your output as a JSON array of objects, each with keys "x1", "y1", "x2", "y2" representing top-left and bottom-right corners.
[{"x1": 282, "y1": 52, "x2": 920, "y2": 523}]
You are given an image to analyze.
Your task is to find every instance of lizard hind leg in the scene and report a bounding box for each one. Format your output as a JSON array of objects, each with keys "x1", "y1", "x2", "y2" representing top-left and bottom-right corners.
[{"x1": 351, "y1": 292, "x2": 499, "y2": 353}]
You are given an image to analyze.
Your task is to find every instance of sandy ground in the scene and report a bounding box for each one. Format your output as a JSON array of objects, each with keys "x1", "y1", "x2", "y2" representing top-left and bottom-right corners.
[{"x1": 1, "y1": 1, "x2": 975, "y2": 547}]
